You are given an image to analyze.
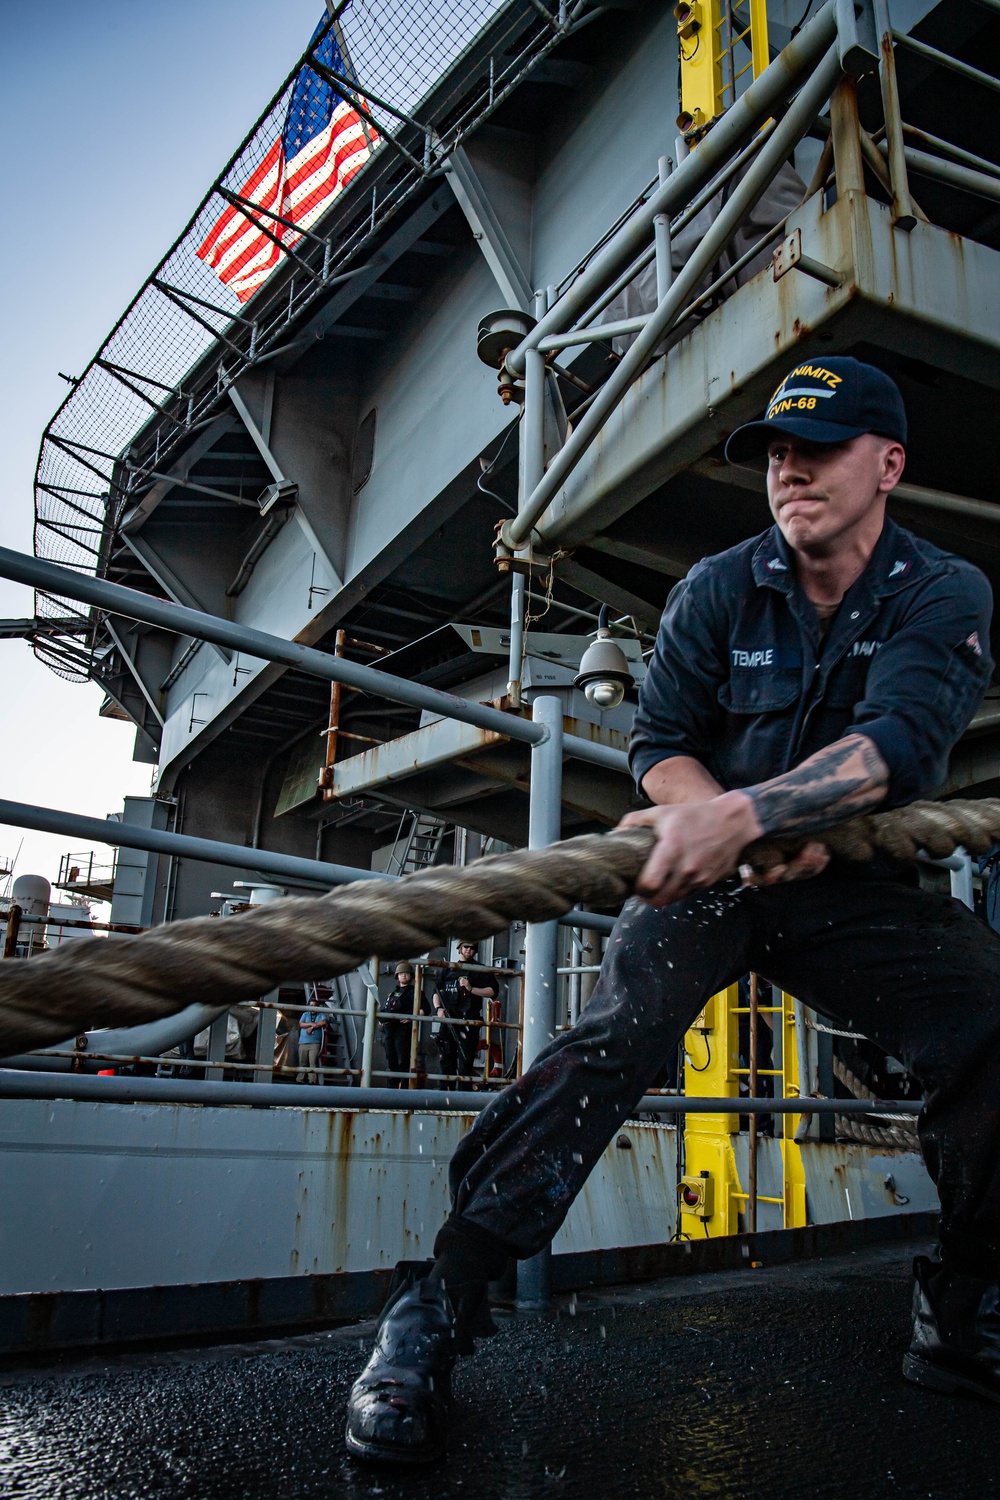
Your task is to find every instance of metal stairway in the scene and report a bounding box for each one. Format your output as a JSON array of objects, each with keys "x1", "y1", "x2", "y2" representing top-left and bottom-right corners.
[{"x1": 387, "y1": 812, "x2": 449, "y2": 876}]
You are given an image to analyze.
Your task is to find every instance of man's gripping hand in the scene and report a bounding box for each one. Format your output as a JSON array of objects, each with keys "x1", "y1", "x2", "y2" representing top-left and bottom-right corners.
[
  {"x1": 622, "y1": 732, "x2": 888, "y2": 906},
  {"x1": 621, "y1": 795, "x2": 833, "y2": 905}
]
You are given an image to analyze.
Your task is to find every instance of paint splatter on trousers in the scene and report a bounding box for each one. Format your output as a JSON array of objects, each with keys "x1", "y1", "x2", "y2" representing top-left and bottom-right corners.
[{"x1": 449, "y1": 868, "x2": 1000, "y2": 1277}]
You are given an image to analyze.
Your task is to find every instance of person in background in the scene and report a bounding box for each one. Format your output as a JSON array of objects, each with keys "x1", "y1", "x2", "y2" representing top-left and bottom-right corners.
[
  {"x1": 380, "y1": 962, "x2": 426, "y2": 1088},
  {"x1": 431, "y1": 942, "x2": 498, "y2": 1089},
  {"x1": 296, "y1": 1003, "x2": 328, "y2": 1084}
]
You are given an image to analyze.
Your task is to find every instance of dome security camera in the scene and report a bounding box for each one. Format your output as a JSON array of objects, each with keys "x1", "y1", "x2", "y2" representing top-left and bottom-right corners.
[{"x1": 573, "y1": 623, "x2": 633, "y2": 713}]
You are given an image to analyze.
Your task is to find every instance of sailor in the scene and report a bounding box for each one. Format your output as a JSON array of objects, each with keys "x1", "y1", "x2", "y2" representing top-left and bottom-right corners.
[
  {"x1": 379, "y1": 962, "x2": 423, "y2": 1088},
  {"x1": 345, "y1": 357, "x2": 1000, "y2": 1464},
  {"x1": 431, "y1": 941, "x2": 498, "y2": 1088}
]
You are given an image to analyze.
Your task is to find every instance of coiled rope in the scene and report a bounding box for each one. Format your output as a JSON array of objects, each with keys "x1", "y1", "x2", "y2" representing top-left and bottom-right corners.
[
  {"x1": 0, "y1": 796, "x2": 997, "y2": 1060},
  {"x1": 833, "y1": 1057, "x2": 921, "y2": 1151}
]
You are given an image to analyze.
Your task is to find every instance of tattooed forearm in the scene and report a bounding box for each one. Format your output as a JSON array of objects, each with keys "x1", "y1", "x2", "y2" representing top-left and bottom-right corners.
[{"x1": 745, "y1": 734, "x2": 889, "y2": 838}]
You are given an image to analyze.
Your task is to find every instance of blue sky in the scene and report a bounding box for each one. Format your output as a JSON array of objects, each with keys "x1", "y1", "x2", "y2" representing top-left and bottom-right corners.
[{"x1": 0, "y1": 0, "x2": 323, "y2": 896}]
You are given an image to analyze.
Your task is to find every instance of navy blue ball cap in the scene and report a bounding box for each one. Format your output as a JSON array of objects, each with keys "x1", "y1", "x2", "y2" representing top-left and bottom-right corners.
[{"x1": 724, "y1": 356, "x2": 908, "y2": 465}]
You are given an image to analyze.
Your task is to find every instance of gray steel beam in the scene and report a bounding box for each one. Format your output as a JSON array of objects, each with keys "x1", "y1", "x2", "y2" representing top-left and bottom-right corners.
[
  {"x1": 564, "y1": 907, "x2": 615, "y2": 934},
  {"x1": 892, "y1": 29, "x2": 1000, "y2": 95},
  {"x1": 557, "y1": 557, "x2": 664, "y2": 631},
  {"x1": 694, "y1": 457, "x2": 1000, "y2": 528},
  {"x1": 280, "y1": 186, "x2": 454, "y2": 361},
  {"x1": 118, "y1": 535, "x2": 231, "y2": 664},
  {"x1": 103, "y1": 618, "x2": 166, "y2": 729},
  {"x1": 0, "y1": 1069, "x2": 921, "y2": 1114},
  {"x1": 228, "y1": 387, "x2": 294, "y2": 490},
  {"x1": 445, "y1": 146, "x2": 534, "y2": 311},
  {"x1": 562, "y1": 735, "x2": 630, "y2": 773},
  {"x1": 585, "y1": 536, "x2": 691, "y2": 579},
  {"x1": 7, "y1": 1003, "x2": 230, "y2": 1074},
  {"x1": 122, "y1": 414, "x2": 238, "y2": 531},
  {"x1": 902, "y1": 144, "x2": 1000, "y2": 205}
]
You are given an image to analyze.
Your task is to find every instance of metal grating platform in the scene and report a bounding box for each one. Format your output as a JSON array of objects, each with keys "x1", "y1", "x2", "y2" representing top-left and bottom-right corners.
[{"x1": 1, "y1": 1237, "x2": 997, "y2": 1499}]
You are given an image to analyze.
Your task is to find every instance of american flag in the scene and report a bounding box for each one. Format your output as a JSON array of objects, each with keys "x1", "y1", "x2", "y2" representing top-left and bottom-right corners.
[{"x1": 196, "y1": 15, "x2": 378, "y2": 304}]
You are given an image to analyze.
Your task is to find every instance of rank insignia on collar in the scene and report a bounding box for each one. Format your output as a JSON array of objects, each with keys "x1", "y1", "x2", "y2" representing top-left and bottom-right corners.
[
  {"x1": 766, "y1": 557, "x2": 787, "y2": 572},
  {"x1": 888, "y1": 559, "x2": 910, "y2": 578}
]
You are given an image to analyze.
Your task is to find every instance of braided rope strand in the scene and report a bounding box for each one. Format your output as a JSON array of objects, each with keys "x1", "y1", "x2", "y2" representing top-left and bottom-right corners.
[
  {"x1": 833, "y1": 1056, "x2": 920, "y2": 1151},
  {"x1": 0, "y1": 828, "x2": 655, "y2": 1055},
  {"x1": 2, "y1": 796, "x2": 998, "y2": 1060}
]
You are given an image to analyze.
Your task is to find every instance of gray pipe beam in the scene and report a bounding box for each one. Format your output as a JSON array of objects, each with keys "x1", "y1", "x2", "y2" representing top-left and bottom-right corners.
[
  {"x1": 7, "y1": 1003, "x2": 230, "y2": 1073},
  {"x1": 0, "y1": 798, "x2": 619, "y2": 938},
  {"x1": 0, "y1": 797, "x2": 381, "y2": 888},
  {"x1": 0, "y1": 1068, "x2": 920, "y2": 1113},
  {"x1": 518, "y1": 695, "x2": 564, "y2": 1309},
  {"x1": 892, "y1": 481, "x2": 1000, "y2": 524},
  {"x1": 1, "y1": 547, "x2": 631, "y2": 774},
  {"x1": 522, "y1": 697, "x2": 565, "y2": 1071},
  {"x1": 0, "y1": 546, "x2": 544, "y2": 749},
  {"x1": 563, "y1": 906, "x2": 615, "y2": 933},
  {"x1": 563, "y1": 733, "x2": 630, "y2": 773},
  {"x1": 902, "y1": 144, "x2": 1000, "y2": 204}
]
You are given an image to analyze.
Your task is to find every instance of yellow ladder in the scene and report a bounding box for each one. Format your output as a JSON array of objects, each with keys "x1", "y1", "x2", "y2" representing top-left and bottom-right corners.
[
  {"x1": 675, "y1": 0, "x2": 770, "y2": 134},
  {"x1": 679, "y1": 982, "x2": 807, "y2": 1237}
]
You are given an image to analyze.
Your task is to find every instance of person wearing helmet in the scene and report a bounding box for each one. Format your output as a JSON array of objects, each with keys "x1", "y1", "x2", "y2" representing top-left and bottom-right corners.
[
  {"x1": 379, "y1": 962, "x2": 426, "y2": 1089},
  {"x1": 347, "y1": 357, "x2": 1000, "y2": 1464},
  {"x1": 430, "y1": 941, "x2": 498, "y2": 1089}
]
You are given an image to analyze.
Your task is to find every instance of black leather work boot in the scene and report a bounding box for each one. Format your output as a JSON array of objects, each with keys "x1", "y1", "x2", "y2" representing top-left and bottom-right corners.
[
  {"x1": 345, "y1": 1260, "x2": 492, "y2": 1465},
  {"x1": 903, "y1": 1254, "x2": 1000, "y2": 1403}
]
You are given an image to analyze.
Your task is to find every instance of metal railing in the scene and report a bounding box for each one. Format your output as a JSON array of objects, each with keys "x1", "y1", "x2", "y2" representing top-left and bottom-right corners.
[
  {"x1": 492, "y1": 0, "x2": 999, "y2": 583},
  {"x1": 499, "y1": 6, "x2": 840, "y2": 559},
  {"x1": 54, "y1": 849, "x2": 116, "y2": 898},
  {"x1": 0, "y1": 1065, "x2": 923, "y2": 1118}
]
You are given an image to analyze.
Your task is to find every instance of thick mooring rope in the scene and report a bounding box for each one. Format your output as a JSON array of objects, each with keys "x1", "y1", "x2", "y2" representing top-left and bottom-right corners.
[
  {"x1": 1, "y1": 796, "x2": 998, "y2": 1059},
  {"x1": 833, "y1": 1057, "x2": 920, "y2": 1151},
  {"x1": 0, "y1": 827, "x2": 655, "y2": 1056}
]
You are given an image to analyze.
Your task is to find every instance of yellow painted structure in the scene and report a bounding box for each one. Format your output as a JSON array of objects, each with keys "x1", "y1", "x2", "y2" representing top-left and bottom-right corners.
[
  {"x1": 680, "y1": 984, "x2": 742, "y2": 1237},
  {"x1": 779, "y1": 990, "x2": 808, "y2": 1228},
  {"x1": 676, "y1": 0, "x2": 770, "y2": 134},
  {"x1": 680, "y1": 985, "x2": 808, "y2": 1237}
]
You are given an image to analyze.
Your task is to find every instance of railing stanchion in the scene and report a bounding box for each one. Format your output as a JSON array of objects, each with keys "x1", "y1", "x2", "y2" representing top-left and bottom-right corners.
[
  {"x1": 360, "y1": 964, "x2": 378, "y2": 1088},
  {"x1": 517, "y1": 694, "x2": 563, "y2": 1311},
  {"x1": 873, "y1": 0, "x2": 916, "y2": 229},
  {"x1": 654, "y1": 156, "x2": 673, "y2": 303},
  {"x1": 507, "y1": 572, "x2": 526, "y2": 708},
  {"x1": 830, "y1": 74, "x2": 866, "y2": 199},
  {"x1": 255, "y1": 991, "x2": 278, "y2": 1083},
  {"x1": 206, "y1": 1012, "x2": 228, "y2": 1083}
]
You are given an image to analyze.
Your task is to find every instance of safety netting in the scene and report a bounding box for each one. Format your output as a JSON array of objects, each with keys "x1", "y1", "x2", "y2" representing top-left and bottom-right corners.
[{"x1": 33, "y1": 0, "x2": 548, "y2": 680}]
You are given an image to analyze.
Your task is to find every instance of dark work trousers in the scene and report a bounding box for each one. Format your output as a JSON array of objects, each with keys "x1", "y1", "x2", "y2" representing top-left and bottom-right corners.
[
  {"x1": 438, "y1": 1024, "x2": 481, "y2": 1087},
  {"x1": 449, "y1": 870, "x2": 1000, "y2": 1278},
  {"x1": 381, "y1": 1022, "x2": 413, "y2": 1086}
]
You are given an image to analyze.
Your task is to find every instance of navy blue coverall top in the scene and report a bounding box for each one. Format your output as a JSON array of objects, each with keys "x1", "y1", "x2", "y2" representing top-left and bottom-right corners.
[{"x1": 630, "y1": 517, "x2": 994, "y2": 808}]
